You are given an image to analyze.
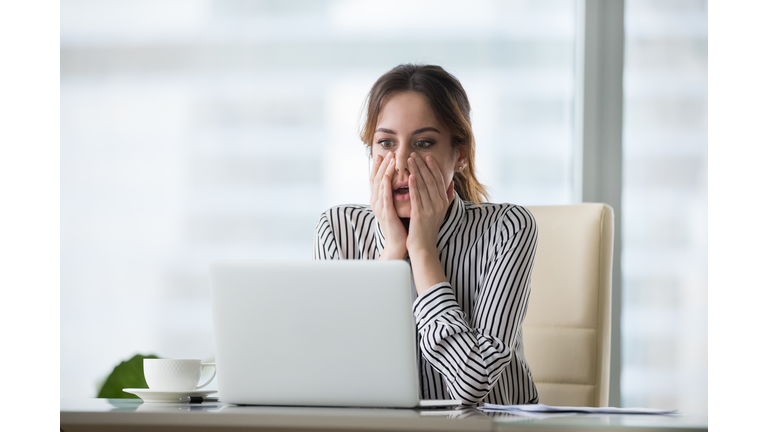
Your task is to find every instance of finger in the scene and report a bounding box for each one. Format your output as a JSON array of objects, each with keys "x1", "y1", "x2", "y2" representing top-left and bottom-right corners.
[
  {"x1": 372, "y1": 152, "x2": 393, "y2": 189},
  {"x1": 381, "y1": 171, "x2": 390, "y2": 210},
  {"x1": 371, "y1": 153, "x2": 393, "y2": 202},
  {"x1": 382, "y1": 156, "x2": 396, "y2": 205},
  {"x1": 382, "y1": 159, "x2": 395, "y2": 198},
  {"x1": 424, "y1": 155, "x2": 448, "y2": 202},
  {"x1": 370, "y1": 154, "x2": 383, "y2": 198},
  {"x1": 408, "y1": 173, "x2": 421, "y2": 216},
  {"x1": 385, "y1": 153, "x2": 396, "y2": 180},
  {"x1": 370, "y1": 154, "x2": 383, "y2": 184},
  {"x1": 410, "y1": 153, "x2": 439, "y2": 205},
  {"x1": 381, "y1": 158, "x2": 394, "y2": 195},
  {"x1": 407, "y1": 156, "x2": 428, "y2": 210},
  {"x1": 382, "y1": 170, "x2": 397, "y2": 217}
]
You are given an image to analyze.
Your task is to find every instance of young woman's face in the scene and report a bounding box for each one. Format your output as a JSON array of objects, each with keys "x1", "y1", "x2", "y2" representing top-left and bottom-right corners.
[{"x1": 372, "y1": 91, "x2": 465, "y2": 218}]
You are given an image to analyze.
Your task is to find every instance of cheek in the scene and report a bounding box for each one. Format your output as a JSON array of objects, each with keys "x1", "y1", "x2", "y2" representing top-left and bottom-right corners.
[
  {"x1": 370, "y1": 148, "x2": 383, "y2": 160},
  {"x1": 440, "y1": 163, "x2": 455, "y2": 188}
]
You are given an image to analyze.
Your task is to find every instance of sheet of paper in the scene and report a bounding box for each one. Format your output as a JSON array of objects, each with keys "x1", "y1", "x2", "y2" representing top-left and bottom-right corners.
[
  {"x1": 480, "y1": 403, "x2": 677, "y2": 415},
  {"x1": 488, "y1": 411, "x2": 582, "y2": 421}
]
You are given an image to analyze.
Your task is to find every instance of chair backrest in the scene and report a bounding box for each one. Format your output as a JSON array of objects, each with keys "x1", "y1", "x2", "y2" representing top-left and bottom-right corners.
[{"x1": 522, "y1": 204, "x2": 614, "y2": 407}]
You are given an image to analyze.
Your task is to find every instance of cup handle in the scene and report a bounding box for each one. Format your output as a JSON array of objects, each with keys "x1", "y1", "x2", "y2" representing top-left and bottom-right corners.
[{"x1": 195, "y1": 363, "x2": 216, "y2": 390}]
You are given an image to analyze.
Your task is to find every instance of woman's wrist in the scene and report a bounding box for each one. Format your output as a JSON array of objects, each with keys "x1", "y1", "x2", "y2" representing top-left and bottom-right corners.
[
  {"x1": 408, "y1": 247, "x2": 439, "y2": 266},
  {"x1": 379, "y1": 244, "x2": 407, "y2": 260},
  {"x1": 406, "y1": 244, "x2": 438, "y2": 261}
]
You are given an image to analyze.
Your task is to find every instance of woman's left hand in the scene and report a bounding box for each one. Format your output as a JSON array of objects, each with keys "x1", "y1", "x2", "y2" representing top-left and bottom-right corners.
[{"x1": 406, "y1": 153, "x2": 455, "y2": 257}]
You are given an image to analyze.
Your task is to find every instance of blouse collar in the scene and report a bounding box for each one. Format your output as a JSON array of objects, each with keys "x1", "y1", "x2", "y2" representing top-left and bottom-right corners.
[{"x1": 373, "y1": 193, "x2": 466, "y2": 255}]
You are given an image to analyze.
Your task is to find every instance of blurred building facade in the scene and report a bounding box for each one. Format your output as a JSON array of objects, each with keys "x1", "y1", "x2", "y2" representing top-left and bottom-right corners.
[{"x1": 622, "y1": 0, "x2": 708, "y2": 414}]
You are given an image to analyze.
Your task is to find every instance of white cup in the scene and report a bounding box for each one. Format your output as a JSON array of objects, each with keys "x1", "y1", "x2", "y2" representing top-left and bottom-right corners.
[{"x1": 144, "y1": 359, "x2": 216, "y2": 392}]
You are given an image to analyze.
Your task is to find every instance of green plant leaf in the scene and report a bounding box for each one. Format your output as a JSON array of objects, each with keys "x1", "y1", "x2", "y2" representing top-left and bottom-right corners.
[{"x1": 97, "y1": 354, "x2": 160, "y2": 398}]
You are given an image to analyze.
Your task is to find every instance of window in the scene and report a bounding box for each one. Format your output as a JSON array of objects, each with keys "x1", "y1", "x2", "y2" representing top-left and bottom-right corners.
[
  {"x1": 621, "y1": 0, "x2": 707, "y2": 414},
  {"x1": 61, "y1": 0, "x2": 577, "y2": 397}
]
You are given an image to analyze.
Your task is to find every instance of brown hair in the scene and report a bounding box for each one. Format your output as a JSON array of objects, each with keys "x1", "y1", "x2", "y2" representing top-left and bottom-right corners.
[{"x1": 360, "y1": 64, "x2": 489, "y2": 203}]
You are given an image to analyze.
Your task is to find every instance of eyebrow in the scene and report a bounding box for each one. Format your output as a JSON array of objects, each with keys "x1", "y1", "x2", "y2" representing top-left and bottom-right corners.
[
  {"x1": 375, "y1": 127, "x2": 442, "y2": 135},
  {"x1": 413, "y1": 127, "x2": 441, "y2": 134}
]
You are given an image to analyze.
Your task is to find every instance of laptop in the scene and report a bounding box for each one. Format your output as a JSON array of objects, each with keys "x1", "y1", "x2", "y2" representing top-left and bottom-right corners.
[{"x1": 209, "y1": 260, "x2": 461, "y2": 409}]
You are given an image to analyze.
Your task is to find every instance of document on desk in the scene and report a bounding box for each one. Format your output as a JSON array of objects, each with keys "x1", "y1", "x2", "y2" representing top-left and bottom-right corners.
[{"x1": 481, "y1": 403, "x2": 677, "y2": 415}]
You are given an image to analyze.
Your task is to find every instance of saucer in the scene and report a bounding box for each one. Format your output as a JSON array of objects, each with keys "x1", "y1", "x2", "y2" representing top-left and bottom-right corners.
[{"x1": 123, "y1": 388, "x2": 218, "y2": 403}]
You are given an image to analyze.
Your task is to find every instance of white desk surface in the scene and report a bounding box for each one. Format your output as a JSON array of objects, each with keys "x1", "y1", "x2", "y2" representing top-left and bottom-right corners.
[{"x1": 60, "y1": 398, "x2": 707, "y2": 432}]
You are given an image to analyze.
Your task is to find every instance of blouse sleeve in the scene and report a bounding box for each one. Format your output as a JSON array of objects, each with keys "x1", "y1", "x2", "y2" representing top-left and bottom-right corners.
[
  {"x1": 313, "y1": 212, "x2": 339, "y2": 260},
  {"x1": 412, "y1": 207, "x2": 537, "y2": 404}
]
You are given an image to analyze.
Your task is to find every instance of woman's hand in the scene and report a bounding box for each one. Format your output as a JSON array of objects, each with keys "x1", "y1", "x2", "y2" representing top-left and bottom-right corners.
[
  {"x1": 370, "y1": 152, "x2": 408, "y2": 260},
  {"x1": 406, "y1": 153, "x2": 454, "y2": 256},
  {"x1": 406, "y1": 152, "x2": 454, "y2": 294}
]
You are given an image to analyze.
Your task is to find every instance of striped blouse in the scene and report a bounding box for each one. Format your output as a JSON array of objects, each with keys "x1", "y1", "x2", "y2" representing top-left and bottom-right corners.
[{"x1": 312, "y1": 196, "x2": 539, "y2": 405}]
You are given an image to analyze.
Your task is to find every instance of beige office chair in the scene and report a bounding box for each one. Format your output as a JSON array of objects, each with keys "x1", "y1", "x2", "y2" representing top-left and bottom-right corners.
[{"x1": 522, "y1": 204, "x2": 614, "y2": 407}]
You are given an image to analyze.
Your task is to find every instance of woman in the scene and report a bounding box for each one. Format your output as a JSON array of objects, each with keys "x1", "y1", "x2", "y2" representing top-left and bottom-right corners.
[{"x1": 313, "y1": 64, "x2": 538, "y2": 405}]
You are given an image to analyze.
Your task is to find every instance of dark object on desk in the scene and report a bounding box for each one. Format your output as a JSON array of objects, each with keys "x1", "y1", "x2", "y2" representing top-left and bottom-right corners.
[
  {"x1": 188, "y1": 396, "x2": 219, "y2": 403},
  {"x1": 96, "y1": 353, "x2": 160, "y2": 399}
]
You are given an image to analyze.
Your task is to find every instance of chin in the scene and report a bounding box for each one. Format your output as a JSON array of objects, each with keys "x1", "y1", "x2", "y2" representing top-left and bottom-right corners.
[{"x1": 395, "y1": 203, "x2": 411, "y2": 218}]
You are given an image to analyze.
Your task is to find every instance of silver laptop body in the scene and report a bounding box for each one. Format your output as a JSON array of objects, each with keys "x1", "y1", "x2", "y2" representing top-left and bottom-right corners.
[{"x1": 210, "y1": 260, "x2": 459, "y2": 408}]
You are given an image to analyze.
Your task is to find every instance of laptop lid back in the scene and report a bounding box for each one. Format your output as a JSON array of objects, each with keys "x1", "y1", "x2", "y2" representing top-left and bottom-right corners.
[{"x1": 210, "y1": 260, "x2": 420, "y2": 407}]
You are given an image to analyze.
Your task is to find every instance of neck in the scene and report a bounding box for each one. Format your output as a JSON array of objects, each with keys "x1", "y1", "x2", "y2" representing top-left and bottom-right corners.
[{"x1": 400, "y1": 217, "x2": 410, "y2": 233}]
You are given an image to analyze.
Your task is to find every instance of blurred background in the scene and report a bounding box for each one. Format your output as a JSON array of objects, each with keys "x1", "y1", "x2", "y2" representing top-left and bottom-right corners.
[{"x1": 60, "y1": 0, "x2": 707, "y2": 414}]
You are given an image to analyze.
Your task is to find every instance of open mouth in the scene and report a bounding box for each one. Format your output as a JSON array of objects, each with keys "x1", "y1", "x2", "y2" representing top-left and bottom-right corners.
[{"x1": 393, "y1": 183, "x2": 410, "y2": 201}]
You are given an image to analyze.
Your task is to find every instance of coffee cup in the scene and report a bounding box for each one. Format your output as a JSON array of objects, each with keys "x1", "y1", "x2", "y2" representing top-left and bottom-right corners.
[{"x1": 143, "y1": 359, "x2": 216, "y2": 392}]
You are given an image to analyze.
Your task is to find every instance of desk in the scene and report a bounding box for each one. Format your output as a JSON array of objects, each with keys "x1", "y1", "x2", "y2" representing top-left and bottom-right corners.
[{"x1": 60, "y1": 398, "x2": 707, "y2": 432}]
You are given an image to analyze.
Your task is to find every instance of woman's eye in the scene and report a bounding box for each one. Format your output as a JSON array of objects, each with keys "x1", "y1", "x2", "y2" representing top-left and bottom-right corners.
[
  {"x1": 414, "y1": 140, "x2": 434, "y2": 149},
  {"x1": 378, "y1": 139, "x2": 394, "y2": 149}
]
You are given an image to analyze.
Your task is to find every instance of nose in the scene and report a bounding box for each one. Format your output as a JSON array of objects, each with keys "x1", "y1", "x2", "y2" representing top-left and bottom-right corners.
[{"x1": 393, "y1": 147, "x2": 410, "y2": 176}]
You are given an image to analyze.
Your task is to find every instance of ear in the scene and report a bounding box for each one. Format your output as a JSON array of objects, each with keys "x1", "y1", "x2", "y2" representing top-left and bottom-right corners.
[{"x1": 454, "y1": 146, "x2": 467, "y2": 172}]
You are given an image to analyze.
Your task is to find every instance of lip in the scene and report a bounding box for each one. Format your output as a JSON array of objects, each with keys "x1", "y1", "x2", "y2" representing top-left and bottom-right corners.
[
  {"x1": 393, "y1": 191, "x2": 410, "y2": 201},
  {"x1": 392, "y1": 181, "x2": 410, "y2": 202},
  {"x1": 392, "y1": 181, "x2": 409, "y2": 189}
]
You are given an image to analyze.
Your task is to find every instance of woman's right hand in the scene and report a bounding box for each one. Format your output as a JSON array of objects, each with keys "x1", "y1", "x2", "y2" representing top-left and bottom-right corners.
[{"x1": 370, "y1": 152, "x2": 408, "y2": 260}]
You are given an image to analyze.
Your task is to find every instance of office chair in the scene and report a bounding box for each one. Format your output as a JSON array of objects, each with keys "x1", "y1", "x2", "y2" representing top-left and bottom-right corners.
[{"x1": 522, "y1": 204, "x2": 614, "y2": 407}]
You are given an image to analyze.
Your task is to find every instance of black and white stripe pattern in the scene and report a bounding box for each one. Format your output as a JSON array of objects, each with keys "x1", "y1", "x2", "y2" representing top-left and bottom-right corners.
[{"x1": 313, "y1": 196, "x2": 539, "y2": 405}]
